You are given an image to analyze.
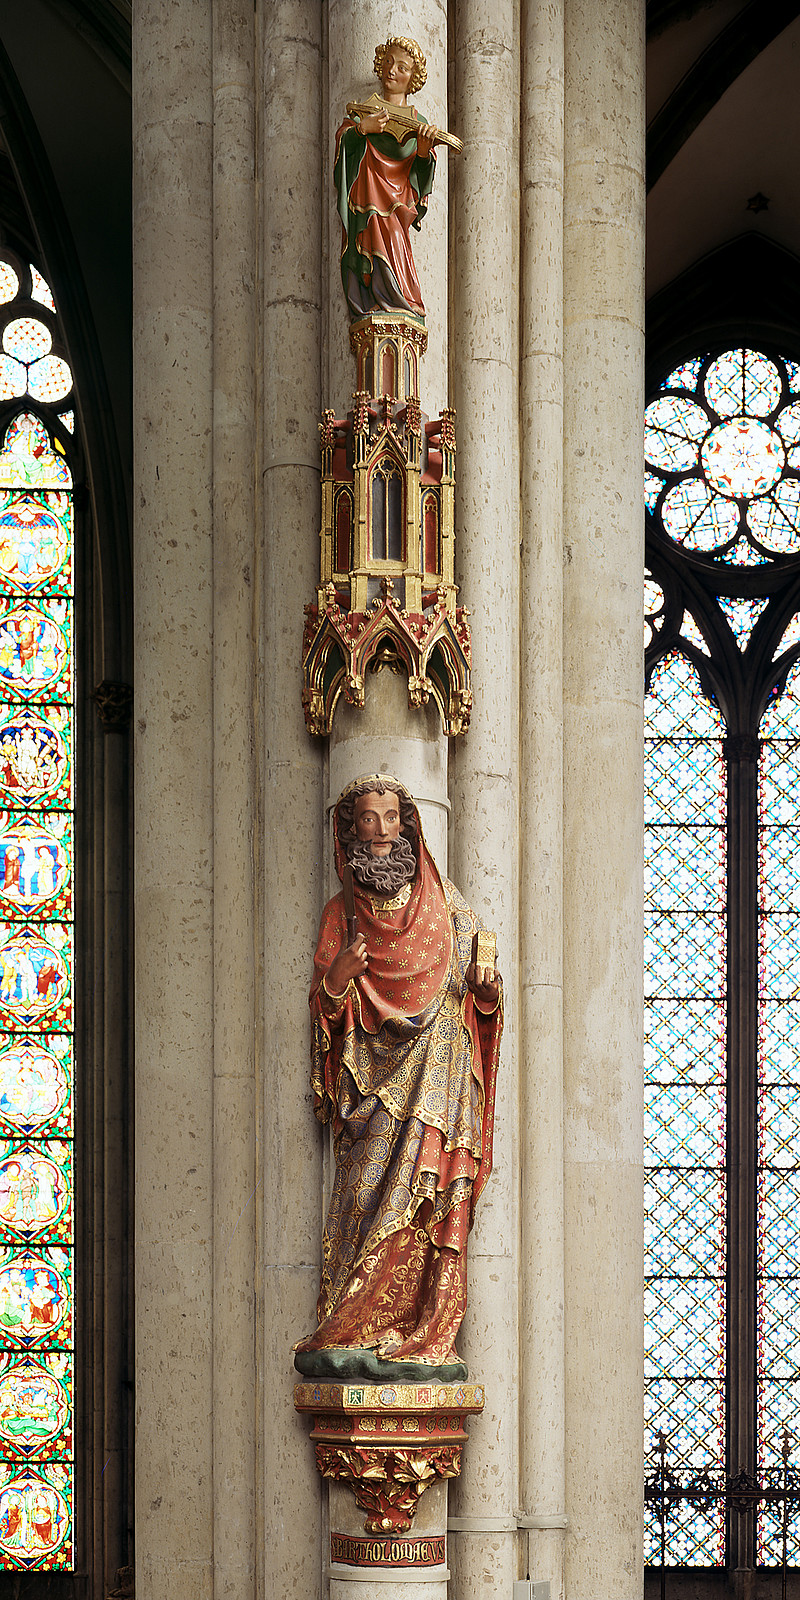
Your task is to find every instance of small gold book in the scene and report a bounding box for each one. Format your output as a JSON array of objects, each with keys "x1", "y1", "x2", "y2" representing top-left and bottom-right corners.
[
  {"x1": 471, "y1": 930, "x2": 496, "y2": 970},
  {"x1": 346, "y1": 94, "x2": 464, "y2": 153}
]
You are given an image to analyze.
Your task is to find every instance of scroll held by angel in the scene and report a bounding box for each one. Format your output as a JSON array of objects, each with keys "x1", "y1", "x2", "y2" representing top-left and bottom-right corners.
[
  {"x1": 294, "y1": 776, "x2": 502, "y2": 1377},
  {"x1": 335, "y1": 35, "x2": 461, "y2": 323}
]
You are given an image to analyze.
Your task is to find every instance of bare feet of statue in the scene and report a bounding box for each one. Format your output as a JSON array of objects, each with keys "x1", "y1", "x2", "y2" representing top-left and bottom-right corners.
[
  {"x1": 375, "y1": 1326, "x2": 454, "y2": 1364},
  {"x1": 375, "y1": 1328, "x2": 404, "y2": 1359}
]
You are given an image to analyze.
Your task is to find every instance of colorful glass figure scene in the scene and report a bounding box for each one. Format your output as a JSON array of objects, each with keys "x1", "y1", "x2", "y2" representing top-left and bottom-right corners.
[
  {"x1": 0, "y1": 253, "x2": 73, "y2": 1570},
  {"x1": 645, "y1": 347, "x2": 800, "y2": 564}
]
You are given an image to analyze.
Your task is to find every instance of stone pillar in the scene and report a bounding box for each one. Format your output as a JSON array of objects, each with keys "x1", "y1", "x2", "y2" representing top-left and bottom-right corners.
[
  {"x1": 562, "y1": 3, "x2": 645, "y2": 1598},
  {"x1": 258, "y1": 6, "x2": 326, "y2": 1600},
  {"x1": 211, "y1": 5, "x2": 257, "y2": 1598},
  {"x1": 132, "y1": 4, "x2": 215, "y2": 1597},
  {"x1": 449, "y1": 5, "x2": 520, "y2": 1597},
  {"x1": 519, "y1": 0, "x2": 567, "y2": 1595},
  {"x1": 134, "y1": 3, "x2": 260, "y2": 1597}
]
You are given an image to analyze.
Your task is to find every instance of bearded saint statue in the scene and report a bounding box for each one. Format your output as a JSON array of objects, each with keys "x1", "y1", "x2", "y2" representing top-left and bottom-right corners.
[{"x1": 294, "y1": 775, "x2": 502, "y2": 1376}]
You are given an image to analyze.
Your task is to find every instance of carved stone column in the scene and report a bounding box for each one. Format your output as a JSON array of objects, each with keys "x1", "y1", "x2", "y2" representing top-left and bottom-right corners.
[
  {"x1": 134, "y1": 1, "x2": 260, "y2": 1597},
  {"x1": 448, "y1": 2, "x2": 520, "y2": 1594},
  {"x1": 258, "y1": 4, "x2": 327, "y2": 1599},
  {"x1": 519, "y1": 0, "x2": 568, "y2": 1594},
  {"x1": 562, "y1": 2, "x2": 646, "y2": 1597},
  {"x1": 133, "y1": 4, "x2": 215, "y2": 1595}
]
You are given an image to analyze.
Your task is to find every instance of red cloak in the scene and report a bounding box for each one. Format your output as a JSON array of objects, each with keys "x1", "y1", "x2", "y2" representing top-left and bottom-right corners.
[{"x1": 297, "y1": 780, "x2": 502, "y2": 1365}]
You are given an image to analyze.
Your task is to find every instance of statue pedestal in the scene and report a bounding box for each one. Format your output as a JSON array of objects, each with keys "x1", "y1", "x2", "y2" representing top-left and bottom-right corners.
[{"x1": 295, "y1": 1379, "x2": 485, "y2": 1594}]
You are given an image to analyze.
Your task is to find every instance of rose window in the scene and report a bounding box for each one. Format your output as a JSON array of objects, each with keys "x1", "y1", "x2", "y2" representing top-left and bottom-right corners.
[{"x1": 644, "y1": 347, "x2": 800, "y2": 563}]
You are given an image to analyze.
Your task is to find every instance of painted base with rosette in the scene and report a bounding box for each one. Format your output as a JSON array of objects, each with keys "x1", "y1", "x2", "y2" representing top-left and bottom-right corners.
[{"x1": 295, "y1": 1378, "x2": 485, "y2": 1585}]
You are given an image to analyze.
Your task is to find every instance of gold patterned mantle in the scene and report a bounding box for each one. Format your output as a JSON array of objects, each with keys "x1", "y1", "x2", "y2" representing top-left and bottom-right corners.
[{"x1": 295, "y1": 1379, "x2": 485, "y2": 1540}]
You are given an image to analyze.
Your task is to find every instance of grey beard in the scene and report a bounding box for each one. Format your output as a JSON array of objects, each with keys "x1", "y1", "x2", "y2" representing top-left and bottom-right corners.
[{"x1": 347, "y1": 836, "x2": 417, "y2": 895}]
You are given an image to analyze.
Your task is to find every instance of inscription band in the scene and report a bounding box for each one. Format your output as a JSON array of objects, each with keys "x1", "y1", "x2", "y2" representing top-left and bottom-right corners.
[{"x1": 331, "y1": 1532, "x2": 446, "y2": 1568}]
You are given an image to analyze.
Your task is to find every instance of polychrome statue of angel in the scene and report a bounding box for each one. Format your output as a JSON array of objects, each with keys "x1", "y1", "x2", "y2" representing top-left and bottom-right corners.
[{"x1": 335, "y1": 36, "x2": 461, "y2": 323}]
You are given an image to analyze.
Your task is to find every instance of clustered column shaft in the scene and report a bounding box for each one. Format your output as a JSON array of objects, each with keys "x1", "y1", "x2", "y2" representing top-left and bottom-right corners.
[{"x1": 131, "y1": 1, "x2": 648, "y2": 1596}]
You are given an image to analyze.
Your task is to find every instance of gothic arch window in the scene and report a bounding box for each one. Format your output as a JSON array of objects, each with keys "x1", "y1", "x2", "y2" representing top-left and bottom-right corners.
[
  {"x1": 0, "y1": 19, "x2": 133, "y2": 1595},
  {"x1": 0, "y1": 252, "x2": 77, "y2": 1571},
  {"x1": 645, "y1": 345, "x2": 800, "y2": 1571},
  {"x1": 334, "y1": 487, "x2": 353, "y2": 574},
  {"x1": 370, "y1": 458, "x2": 404, "y2": 562}
]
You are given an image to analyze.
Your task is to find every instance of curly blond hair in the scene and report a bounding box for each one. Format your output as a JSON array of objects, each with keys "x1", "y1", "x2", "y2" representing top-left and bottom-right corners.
[{"x1": 373, "y1": 36, "x2": 427, "y2": 96}]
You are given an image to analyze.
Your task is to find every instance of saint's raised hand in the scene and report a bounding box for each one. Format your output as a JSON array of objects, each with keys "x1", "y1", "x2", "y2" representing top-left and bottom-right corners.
[{"x1": 325, "y1": 935, "x2": 368, "y2": 998}]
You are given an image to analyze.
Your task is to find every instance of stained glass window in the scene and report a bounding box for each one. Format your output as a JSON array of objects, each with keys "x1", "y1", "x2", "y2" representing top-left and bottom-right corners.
[
  {"x1": 646, "y1": 348, "x2": 800, "y2": 564},
  {"x1": 645, "y1": 652, "x2": 727, "y2": 1565},
  {"x1": 757, "y1": 668, "x2": 800, "y2": 1563},
  {"x1": 645, "y1": 342, "x2": 800, "y2": 1573},
  {"x1": 718, "y1": 596, "x2": 770, "y2": 650},
  {"x1": 0, "y1": 256, "x2": 75, "y2": 1571}
]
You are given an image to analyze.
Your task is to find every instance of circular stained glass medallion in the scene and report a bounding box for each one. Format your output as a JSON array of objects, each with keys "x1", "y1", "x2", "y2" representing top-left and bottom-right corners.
[
  {"x1": 646, "y1": 347, "x2": 800, "y2": 562},
  {"x1": 0, "y1": 1468, "x2": 70, "y2": 1562},
  {"x1": 0, "y1": 714, "x2": 70, "y2": 806},
  {"x1": 0, "y1": 1255, "x2": 69, "y2": 1346},
  {"x1": 701, "y1": 420, "x2": 784, "y2": 499},
  {"x1": 661, "y1": 480, "x2": 739, "y2": 548},
  {"x1": 0, "y1": 1358, "x2": 69, "y2": 1451},
  {"x1": 0, "y1": 1044, "x2": 69, "y2": 1130},
  {"x1": 0, "y1": 1151, "x2": 68, "y2": 1236},
  {"x1": 703, "y1": 348, "x2": 781, "y2": 419},
  {"x1": 0, "y1": 359, "x2": 25, "y2": 404},
  {"x1": 776, "y1": 401, "x2": 800, "y2": 451},
  {"x1": 27, "y1": 358, "x2": 72, "y2": 407},
  {"x1": 645, "y1": 396, "x2": 709, "y2": 472},
  {"x1": 2, "y1": 321, "x2": 51, "y2": 366}
]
